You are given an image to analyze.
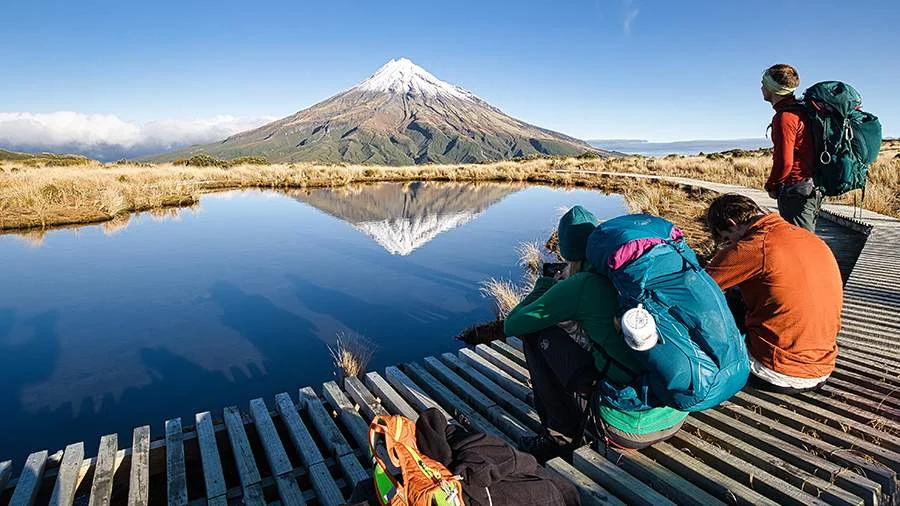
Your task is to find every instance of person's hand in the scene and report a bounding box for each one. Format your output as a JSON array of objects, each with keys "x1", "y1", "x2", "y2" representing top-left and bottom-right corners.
[{"x1": 456, "y1": 320, "x2": 505, "y2": 346}]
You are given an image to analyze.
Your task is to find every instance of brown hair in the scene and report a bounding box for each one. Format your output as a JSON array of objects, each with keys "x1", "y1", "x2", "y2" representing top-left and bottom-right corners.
[
  {"x1": 706, "y1": 194, "x2": 764, "y2": 234},
  {"x1": 765, "y1": 64, "x2": 800, "y2": 88}
]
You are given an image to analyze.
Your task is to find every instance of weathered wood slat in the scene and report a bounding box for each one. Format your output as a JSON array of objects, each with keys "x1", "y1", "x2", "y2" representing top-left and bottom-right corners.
[
  {"x1": 49, "y1": 442, "x2": 84, "y2": 506},
  {"x1": 194, "y1": 412, "x2": 227, "y2": 502},
  {"x1": 572, "y1": 447, "x2": 675, "y2": 506},
  {"x1": 668, "y1": 430, "x2": 830, "y2": 506},
  {"x1": 458, "y1": 348, "x2": 533, "y2": 403},
  {"x1": 683, "y1": 416, "x2": 865, "y2": 506},
  {"x1": 644, "y1": 441, "x2": 779, "y2": 506},
  {"x1": 733, "y1": 392, "x2": 900, "y2": 473},
  {"x1": 321, "y1": 381, "x2": 371, "y2": 451},
  {"x1": 423, "y1": 356, "x2": 535, "y2": 442},
  {"x1": 384, "y1": 365, "x2": 449, "y2": 418},
  {"x1": 546, "y1": 457, "x2": 627, "y2": 506},
  {"x1": 715, "y1": 402, "x2": 896, "y2": 494},
  {"x1": 223, "y1": 406, "x2": 266, "y2": 506},
  {"x1": 127, "y1": 426, "x2": 150, "y2": 506},
  {"x1": 826, "y1": 375, "x2": 900, "y2": 412},
  {"x1": 604, "y1": 447, "x2": 724, "y2": 506},
  {"x1": 505, "y1": 336, "x2": 524, "y2": 352},
  {"x1": 811, "y1": 384, "x2": 900, "y2": 429},
  {"x1": 298, "y1": 387, "x2": 368, "y2": 488},
  {"x1": 344, "y1": 376, "x2": 388, "y2": 421},
  {"x1": 364, "y1": 371, "x2": 418, "y2": 420},
  {"x1": 88, "y1": 435, "x2": 118, "y2": 506},
  {"x1": 401, "y1": 362, "x2": 514, "y2": 444},
  {"x1": 249, "y1": 398, "x2": 307, "y2": 506},
  {"x1": 165, "y1": 419, "x2": 188, "y2": 506},
  {"x1": 274, "y1": 392, "x2": 345, "y2": 506},
  {"x1": 0, "y1": 460, "x2": 12, "y2": 493},
  {"x1": 475, "y1": 343, "x2": 531, "y2": 384},
  {"x1": 440, "y1": 352, "x2": 542, "y2": 432},
  {"x1": 9, "y1": 451, "x2": 48, "y2": 506},
  {"x1": 490, "y1": 340, "x2": 526, "y2": 367}
]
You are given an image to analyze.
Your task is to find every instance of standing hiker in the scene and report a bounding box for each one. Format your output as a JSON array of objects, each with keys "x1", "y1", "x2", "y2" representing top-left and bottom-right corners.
[
  {"x1": 500, "y1": 206, "x2": 687, "y2": 458},
  {"x1": 705, "y1": 194, "x2": 842, "y2": 393},
  {"x1": 761, "y1": 63, "x2": 822, "y2": 232}
]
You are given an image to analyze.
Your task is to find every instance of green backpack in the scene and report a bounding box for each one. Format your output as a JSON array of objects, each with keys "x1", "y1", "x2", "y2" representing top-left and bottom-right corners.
[{"x1": 796, "y1": 81, "x2": 882, "y2": 197}]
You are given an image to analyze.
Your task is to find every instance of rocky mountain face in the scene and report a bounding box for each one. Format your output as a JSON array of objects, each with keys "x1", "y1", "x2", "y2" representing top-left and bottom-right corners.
[
  {"x1": 291, "y1": 181, "x2": 520, "y2": 255},
  {"x1": 156, "y1": 58, "x2": 605, "y2": 165}
]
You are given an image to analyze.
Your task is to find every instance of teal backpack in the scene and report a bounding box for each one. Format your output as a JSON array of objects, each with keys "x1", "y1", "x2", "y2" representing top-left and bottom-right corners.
[
  {"x1": 795, "y1": 81, "x2": 882, "y2": 197},
  {"x1": 585, "y1": 214, "x2": 749, "y2": 412}
]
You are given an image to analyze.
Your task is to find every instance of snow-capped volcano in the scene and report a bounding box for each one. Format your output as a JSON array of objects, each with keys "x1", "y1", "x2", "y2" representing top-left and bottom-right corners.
[
  {"x1": 291, "y1": 182, "x2": 520, "y2": 255},
  {"x1": 354, "y1": 58, "x2": 480, "y2": 102},
  {"x1": 156, "y1": 58, "x2": 608, "y2": 165}
]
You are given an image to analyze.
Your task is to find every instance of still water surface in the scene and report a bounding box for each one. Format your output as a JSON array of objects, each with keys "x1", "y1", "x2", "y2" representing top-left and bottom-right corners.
[{"x1": 0, "y1": 182, "x2": 626, "y2": 460}]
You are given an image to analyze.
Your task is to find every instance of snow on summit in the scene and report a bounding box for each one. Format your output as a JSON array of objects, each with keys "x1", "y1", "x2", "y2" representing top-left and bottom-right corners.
[{"x1": 354, "y1": 58, "x2": 477, "y2": 101}]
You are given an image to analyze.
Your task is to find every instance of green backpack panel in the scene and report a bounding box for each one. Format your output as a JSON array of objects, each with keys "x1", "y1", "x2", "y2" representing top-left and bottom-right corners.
[{"x1": 801, "y1": 81, "x2": 882, "y2": 197}]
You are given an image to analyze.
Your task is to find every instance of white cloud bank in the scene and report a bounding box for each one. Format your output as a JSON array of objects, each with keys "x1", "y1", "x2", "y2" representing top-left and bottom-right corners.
[{"x1": 0, "y1": 112, "x2": 276, "y2": 160}]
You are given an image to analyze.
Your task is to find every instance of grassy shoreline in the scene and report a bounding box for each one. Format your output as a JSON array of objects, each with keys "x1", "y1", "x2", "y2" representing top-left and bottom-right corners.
[{"x1": 2, "y1": 140, "x2": 896, "y2": 247}]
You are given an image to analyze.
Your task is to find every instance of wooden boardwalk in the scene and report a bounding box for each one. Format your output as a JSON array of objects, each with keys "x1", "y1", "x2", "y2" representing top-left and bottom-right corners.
[{"x1": 2, "y1": 175, "x2": 898, "y2": 506}]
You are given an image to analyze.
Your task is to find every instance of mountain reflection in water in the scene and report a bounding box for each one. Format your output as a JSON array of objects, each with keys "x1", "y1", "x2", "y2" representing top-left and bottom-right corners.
[{"x1": 0, "y1": 182, "x2": 626, "y2": 462}]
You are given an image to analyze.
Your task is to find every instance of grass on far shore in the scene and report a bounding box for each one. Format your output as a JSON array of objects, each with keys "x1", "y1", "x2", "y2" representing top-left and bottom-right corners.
[{"x1": 1, "y1": 139, "x2": 897, "y2": 244}]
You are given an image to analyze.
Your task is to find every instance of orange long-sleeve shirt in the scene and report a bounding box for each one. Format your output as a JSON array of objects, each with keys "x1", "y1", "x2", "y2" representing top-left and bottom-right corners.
[
  {"x1": 706, "y1": 214, "x2": 841, "y2": 378},
  {"x1": 766, "y1": 97, "x2": 816, "y2": 193}
]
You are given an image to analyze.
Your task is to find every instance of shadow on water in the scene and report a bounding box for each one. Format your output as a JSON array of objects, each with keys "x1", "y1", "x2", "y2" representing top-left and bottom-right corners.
[{"x1": 0, "y1": 283, "x2": 332, "y2": 464}]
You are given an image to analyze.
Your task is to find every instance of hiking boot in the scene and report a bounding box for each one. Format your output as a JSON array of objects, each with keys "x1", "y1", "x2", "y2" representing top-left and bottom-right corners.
[{"x1": 519, "y1": 433, "x2": 571, "y2": 462}]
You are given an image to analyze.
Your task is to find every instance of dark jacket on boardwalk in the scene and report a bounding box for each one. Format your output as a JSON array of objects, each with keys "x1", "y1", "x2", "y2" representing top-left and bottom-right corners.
[{"x1": 416, "y1": 408, "x2": 580, "y2": 506}]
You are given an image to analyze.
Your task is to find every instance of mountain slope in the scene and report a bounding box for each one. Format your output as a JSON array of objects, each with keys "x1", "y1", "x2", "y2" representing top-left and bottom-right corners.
[{"x1": 155, "y1": 58, "x2": 605, "y2": 165}]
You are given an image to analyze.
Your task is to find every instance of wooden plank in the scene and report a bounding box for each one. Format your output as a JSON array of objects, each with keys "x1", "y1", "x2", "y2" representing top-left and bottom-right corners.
[
  {"x1": 384, "y1": 365, "x2": 449, "y2": 418},
  {"x1": 9, "y1": 451, "x2": 48, "y2": 506},
  {"x1": 127, "y1": 426, "x2": 150, "y2": 506},
  {"x1": 321, "y1": 381, "x2": 371, "y2": 451},
  {"x1": 459, "y1": 348, "x2": 533, "y2": 403},
  {"x1": 747, "y1": 388, "x2": 900, "y2": 452},
  {"x1": 475, "y1": 343, "x2": 531, "y2": 384},
  {"x1": 0, "y1": 460, "x2": 12, "y2": 492},
  {"x1": 298, "y1": 387, "x2": 368, "y2": 488},
  {"x1": 402, "y1": 362, "x2": 514, "y2": 444},
  {"x1": 88, "y1": 435, "x2": 117, "y2": 506},
  {"x1": 604, "y1": 448, "x2": 724, "y2": 506},
  {"x1": 249, "y1": 398, "x2": 307, "y2": 506},
  {"x1": 223, "y1": 406, "x2": 266, "y2": 506},
  {"x1": 364, "y1": 371, "x2": 418, "y2": 420},
  {"x1": 643, "y1": 441, "x2": 779, "y2": 506},
  {"x1": 423, "y1": 356, "x2": 535, "y2": 442},
  {"x1": 49, "y1": 442, "x2": 84, "y2": 506},
  {"x1": 165, "y1": 419, "x2": 188, "y2": 506},
  {"x1": 669, "y1": 430, "x2": 831, "y2": 506},
  {"x1": 344, "y1": 376, "x2": 389, "y2": 420},
  {"x1": 440, "y1": 352, "x2": 542, "y2": 432},
  {"x1": 683, "y1": 417, "x2": 865, "y2": 506},
  {"x1": 275, "y1": 392, "x2": 326, "y2": 466},
  {"x1": 505, "y1": 336, "x2": 524, "y2": 352},
  {"x1": 712, "y1": 403, "x2": 895, "y2": 495},
  {"x1": 732, "y1": 392, "x2": 900, "y2": 473},
  {"x1": 490, "y1": 339, "x2": 527, "y2": 366},
  {"x1": 545, "y1": 457, "x2": 627, "y2": 506},
  {"x1": 571, "y1": 447, "x2": 676, "y2": 506},
  {"x1": 194, "y1": 412, "x2": 227, "y2": 501},
  {"x1": 274, "y1": 392, "x2": 345, "y2": 506}
]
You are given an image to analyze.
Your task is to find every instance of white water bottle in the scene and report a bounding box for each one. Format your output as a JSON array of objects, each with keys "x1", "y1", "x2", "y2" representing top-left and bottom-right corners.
[{"x1": 621, "y1": 304, "x2": 659, "y2": 351}]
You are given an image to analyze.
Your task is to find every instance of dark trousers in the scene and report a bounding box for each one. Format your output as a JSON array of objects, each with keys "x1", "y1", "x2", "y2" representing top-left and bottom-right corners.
[
  {"x1": 521, "y1": 326, "x2": 598, "y2": 440},
  {"x1": 778, "y1": 191, "x2": 823, "y2": 232}
]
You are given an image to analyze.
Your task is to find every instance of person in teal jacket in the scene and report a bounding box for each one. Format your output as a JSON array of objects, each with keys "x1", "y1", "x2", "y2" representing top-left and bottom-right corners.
[{"x1": 505, "y1": 206, "x2": 687, "y2": 457}]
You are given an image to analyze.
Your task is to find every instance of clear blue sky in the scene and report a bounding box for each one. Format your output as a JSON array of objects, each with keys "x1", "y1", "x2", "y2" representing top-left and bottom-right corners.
[{"x1": 1, "y1": 0, "x2": 898, "y2": 142}]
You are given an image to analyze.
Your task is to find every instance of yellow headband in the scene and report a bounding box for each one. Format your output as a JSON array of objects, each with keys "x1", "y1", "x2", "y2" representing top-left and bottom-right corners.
[{"x1": 762, "y1": 71, "x2": 797, "y2": 96}]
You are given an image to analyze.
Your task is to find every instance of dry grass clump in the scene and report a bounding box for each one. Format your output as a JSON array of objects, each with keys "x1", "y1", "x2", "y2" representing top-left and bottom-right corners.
[
  {"x1": 517, "y1": 241, "x2": 544, "y2": 289},
  {"x1": 328, "y1": 332, "x2": 376, "y2": 382},
  {"x1": 480, "y1": 277, "x2": 525, "y2": 319}
]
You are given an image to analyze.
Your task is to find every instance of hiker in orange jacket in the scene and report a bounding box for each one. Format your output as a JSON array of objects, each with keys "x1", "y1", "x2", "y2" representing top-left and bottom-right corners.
[
  {"x1": 704, "y1": 194, "x2": 841, "y2": 393},
  {"x1": 762, "y1": 64, "x2": 822, "y2": 232}
]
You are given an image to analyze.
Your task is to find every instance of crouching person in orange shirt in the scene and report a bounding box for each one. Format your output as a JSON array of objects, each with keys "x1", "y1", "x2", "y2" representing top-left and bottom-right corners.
[{"x1": 704, "y1": 194, "x2": 842, "y2": 393}]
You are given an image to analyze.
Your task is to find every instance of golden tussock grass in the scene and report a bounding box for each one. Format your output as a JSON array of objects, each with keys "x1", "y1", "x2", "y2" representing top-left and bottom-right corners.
[
  {"x1": 1, "y1": 140, "x2": 896, "y2": 237},
  {"x1": 480, "y1": 277, "x2": 524, "y2": 319},
  {"x1": 328, "y1": 332, "x2": 376, "y2": 382}
]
